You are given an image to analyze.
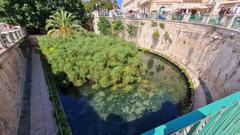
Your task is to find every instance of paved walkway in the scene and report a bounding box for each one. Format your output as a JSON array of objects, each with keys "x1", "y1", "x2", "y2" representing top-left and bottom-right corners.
[{"x1": 30, "y1": 51, "x2": 58, "y2": 135}]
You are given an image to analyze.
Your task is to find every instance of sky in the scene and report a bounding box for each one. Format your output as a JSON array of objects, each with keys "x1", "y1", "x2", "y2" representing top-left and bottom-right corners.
[{"x1": 117, "y1": 0, "x2": 122, "y2": 9}]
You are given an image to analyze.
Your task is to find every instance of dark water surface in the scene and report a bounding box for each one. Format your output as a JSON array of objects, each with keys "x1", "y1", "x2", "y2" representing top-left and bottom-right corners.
[{"x1": 59, "y1": 52, "x2": 189, "y2": 135}]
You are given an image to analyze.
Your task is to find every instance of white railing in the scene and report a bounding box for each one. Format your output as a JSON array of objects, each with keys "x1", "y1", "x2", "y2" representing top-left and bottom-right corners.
[{"x1": 0, "y1": 28, "x2": 27, "y2": 49}]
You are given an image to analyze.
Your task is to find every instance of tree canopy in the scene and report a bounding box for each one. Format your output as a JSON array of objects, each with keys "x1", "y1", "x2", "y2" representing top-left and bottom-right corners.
[
  {"x1": 83, "y1": 0, "x2": 115, "y2": 12},
  {"x1": 39, "y1": 32, "x2": 147, "y2": 92},
  {"x1": 0, "y1": 0, "x2": 85, "y2": 33}
]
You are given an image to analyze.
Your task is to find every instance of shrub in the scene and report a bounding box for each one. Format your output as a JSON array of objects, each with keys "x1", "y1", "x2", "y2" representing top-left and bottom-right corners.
[
  {"x1": 98, "y1": 17, "x2": 111, "y2": 35},
  {"x1": 159, "y1": 23, "x2": 165, "y2": 30},
  {"x1": 127, "y1": 24, "x2": 136, "y2": 36},
  {"x1": 151, "y1": 21, "x2": 157, "y2": 27},
  {"x1": 152, "y1": 29, "x2": 160, "y2": 40},
  {"x1": 38, "y1": 32, "x2": 147, "y2": 92},
  {"x1": 112, "y1": 19, "x2": 124, "y2": 34},
  {"x1": 211, "y1": 26, "x2": 217, "y2": 33},
  {"x1": 164, "y1": 31, "x2": 169, "y2": 41}
]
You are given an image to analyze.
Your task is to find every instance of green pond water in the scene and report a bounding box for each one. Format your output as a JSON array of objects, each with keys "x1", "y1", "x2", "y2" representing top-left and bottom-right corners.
[{"x1": 59, "y1": 51, "x2": 190, "y2": 135}]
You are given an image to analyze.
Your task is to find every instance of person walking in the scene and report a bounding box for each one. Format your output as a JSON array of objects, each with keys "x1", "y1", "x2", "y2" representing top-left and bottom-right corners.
[
  {"x1": 233, "y1": 4, "x2": 240, "y2": 15},
  {"x1": 218, "y1": 6, "x2": 226, "y2": 25},
  {"x1": 232, "y1": 4, "x2": 240, "y2": 30}
]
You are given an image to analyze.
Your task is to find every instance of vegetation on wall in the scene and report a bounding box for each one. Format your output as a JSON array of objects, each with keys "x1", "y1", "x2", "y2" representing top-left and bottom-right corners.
[
  {"x1": 38, "y1": 32, "x2": 148, "y2": 92},
  {"x1": 127, "y1": 24, "x2": 136, "y2": 36},
  {"x1": 151, "y1": 21, "x2": 157, "y2": 27},
  {"x1": 0, "y1": 0, "x2": 86, "y2": 33},
  {"x1": 211, "y1": 26, "x2": 217, "y2": 33},
  {"x1": 152, "y1": 29, "x2": 160, "y2": 40},
  {"x1": 159, "y1": 23, "x2": 165, "y2": 30},
  {"x1": 164, "y1": 31, "x2": 169, "y2": 41},
  {"x1": 164, "y1": 31, "x2": 172, "y2": 44},
  {"x1": 98, "y1": 17, "x2": 111, "y2": 35},
  {"x1": 112, "y1": 19, "x2": 124, "y2": 34}
]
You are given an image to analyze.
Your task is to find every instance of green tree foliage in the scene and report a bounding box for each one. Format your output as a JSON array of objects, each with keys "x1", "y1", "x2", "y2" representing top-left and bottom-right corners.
[
  {"x1": 0, "y1": 0, "x2": 85, "y2": 32},
  {"x1": 97, "y1": 17, "x2": 111, "y2": 35},
  {"x1": 112, "y1": 19, "x2": 124, "y2": 34},
  {"x1": 83, "y1": 0, "x2": 113, "y2": 12},
  {"x1": 45, "y1": 9, "x2": 82, "y2": 36},
  {"x1": 38, "y1": 32, "x2": 147, "y2": 92}
]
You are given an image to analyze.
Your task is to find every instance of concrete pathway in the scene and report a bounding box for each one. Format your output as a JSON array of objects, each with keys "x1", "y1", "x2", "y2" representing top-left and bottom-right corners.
[{"x1": 30, "y1": 51, "x2": 58, "y2": 135}]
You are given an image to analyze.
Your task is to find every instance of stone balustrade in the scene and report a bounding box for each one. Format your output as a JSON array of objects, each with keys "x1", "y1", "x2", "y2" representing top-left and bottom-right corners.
[{"x1": 0, "y1": 28, "x2": 27, "y2": 50}]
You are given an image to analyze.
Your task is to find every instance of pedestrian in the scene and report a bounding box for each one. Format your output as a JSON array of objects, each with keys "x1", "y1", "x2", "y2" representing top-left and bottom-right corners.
[
  {"x1": 218, "y1": 6, "x2": 226, "y2": 25},
  {"x1": 223, "y1": 8, "x2": 233, "y2": 27},
  {"x1": 233, "y1": 4, "x2": 240, "y2": 15},
  {"x1": 232, "y1": 4, "x2": 240, "y2": 30}
]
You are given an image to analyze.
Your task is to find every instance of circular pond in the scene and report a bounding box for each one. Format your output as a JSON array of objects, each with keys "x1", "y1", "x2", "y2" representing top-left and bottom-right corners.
[{"x1": 59, "y1": 51, "x2": 190, "y2": 135}]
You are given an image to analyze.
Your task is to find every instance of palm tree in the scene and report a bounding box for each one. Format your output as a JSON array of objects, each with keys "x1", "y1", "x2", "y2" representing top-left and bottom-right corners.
[{"x1": 45, "y1": 9, "x2": 83, "y2": 36}]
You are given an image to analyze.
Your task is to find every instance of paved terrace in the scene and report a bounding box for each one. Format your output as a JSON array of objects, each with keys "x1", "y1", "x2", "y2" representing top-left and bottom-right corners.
[{"x1": 30, "y1": 49, "x2": 58, "y2": 135}]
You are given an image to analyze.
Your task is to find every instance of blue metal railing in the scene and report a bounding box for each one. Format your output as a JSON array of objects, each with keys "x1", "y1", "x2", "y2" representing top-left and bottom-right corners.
[
  {"x1": 98, "y1": 12, "x2": 240, "y2": 30},
  {"x1": 142, "y1": 91, "x2": 240, "y2": 135}
]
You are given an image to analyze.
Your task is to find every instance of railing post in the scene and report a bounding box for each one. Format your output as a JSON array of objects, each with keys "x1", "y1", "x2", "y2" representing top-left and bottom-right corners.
[
  {"x1": 19, "y1": 29, "x2": 24, "y2": 37},
  {"x1": 227, "y1": 15, "x2": 236, "y2": 28},
  {"x1": 15, "y1": 30, "x2": 20, "y2": 40},
  {"x1": 6, "y1": 33, "x2": 14, "y2": 46},
  {"x1": 11, "y1": 31, "x2": 18, "y2": 42},
  {"x1": 202, "y1": 14, "x2": 210, "y2": 24},
  {"x1": 0, "y1": 36, "x2": 4, "y2": 49},
  {"x1": 166, "y1": 14, "x2": 172, "y2": 21},
  {"x1": 183, "y1": 13, "x2": 191, "y2": 22},
  {"x1": 16, "y1": 30, "x2": 21, "y2": 38}
]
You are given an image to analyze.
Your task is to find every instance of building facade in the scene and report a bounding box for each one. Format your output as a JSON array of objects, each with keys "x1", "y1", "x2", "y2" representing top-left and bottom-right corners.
[
  {"x1": 122, "y1": 0, "x2": 210, "y2": 14},
  {"x1": 122, "y1": 0, "x2": 140, "y2": 13},
  {"x1": 122, "y1": 0, "x2": 240, "y2": 16},
  {"x1": 210, "y1": 0, "x2": 240, "y2": 14}
]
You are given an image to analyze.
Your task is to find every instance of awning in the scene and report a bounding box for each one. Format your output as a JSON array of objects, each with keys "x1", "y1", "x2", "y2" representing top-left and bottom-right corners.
[
  {"x1": 161, "y1": 7, "x2": 172, "y2": 12},
  {"x1": 177, "y1": 4, "x2": 208, "y2": 9},
  {"x1": 139, "y1": 0, "x2": 149, "y2": 6}
]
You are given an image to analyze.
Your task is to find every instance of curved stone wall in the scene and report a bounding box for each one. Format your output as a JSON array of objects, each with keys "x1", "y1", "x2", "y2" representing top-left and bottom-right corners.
[
  {"x1": 0, "y1": 46, "x2": 27, "y2": 135},
  {"x1": 94, "y1": 18, "x2": 240, "y2": 107}
]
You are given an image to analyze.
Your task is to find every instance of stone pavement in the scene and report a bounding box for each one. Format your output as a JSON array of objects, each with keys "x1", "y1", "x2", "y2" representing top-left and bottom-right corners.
[{"x1": 30, "y1": 51, "x2": 58, "y2": 135}]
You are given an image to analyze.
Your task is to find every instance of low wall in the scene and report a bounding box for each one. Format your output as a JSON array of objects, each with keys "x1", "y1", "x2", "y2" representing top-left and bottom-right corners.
[{"x1": 93, "y1": 17, "x2": 240, "y2": 104}]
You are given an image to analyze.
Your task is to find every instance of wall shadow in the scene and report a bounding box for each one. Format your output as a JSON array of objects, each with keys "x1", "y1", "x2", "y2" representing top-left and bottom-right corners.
[{"x1": 59, "y1": 93, "x2": 180, "y2": 135}]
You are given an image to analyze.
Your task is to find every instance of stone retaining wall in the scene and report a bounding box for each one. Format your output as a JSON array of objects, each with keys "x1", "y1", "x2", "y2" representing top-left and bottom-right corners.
[{"x1": 0, "y1": 45, "x2": 27, "y2": 135}]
